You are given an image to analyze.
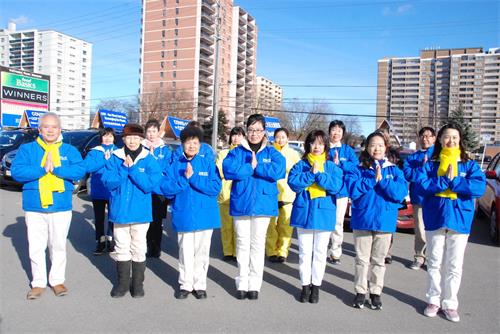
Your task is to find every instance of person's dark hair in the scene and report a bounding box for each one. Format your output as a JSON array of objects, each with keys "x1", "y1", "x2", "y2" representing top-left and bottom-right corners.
[
  {"x1": 359, "y1": 131, "x2": 390, "y2": 168},
  {"x1": 302, "y1": 129, "x2": 329, "y2": 160},
  {"x1": 180, "y1": 126, "x2": 204, "y2": 144},
  {"x1": 228, "y1": 126, "x2": 245, "y2": 145},
  {"x1": 145, "y1": 119, "x2": 160, "y2": 131},
  {"x1": 246, "y1": 114, "x2": 266, "y2": 130},
  {"x1": 328, "y1": 120, "x2": 346, "y2": 137},
  {"x1": 430, "y1": 123, "x2": 469, "y2": 162},
  {"x1": 99, "y1": 127, "x2": 116, "y2": 143},
  {"x1": 187, "y1": 120, "x2": 201, "y2": 129},
  {"x1": 418, "y1": 126, "x2": 436, "y2": 137},
  {"x1": 274, "y1": 127, "x2": 289, "y2": 138}
]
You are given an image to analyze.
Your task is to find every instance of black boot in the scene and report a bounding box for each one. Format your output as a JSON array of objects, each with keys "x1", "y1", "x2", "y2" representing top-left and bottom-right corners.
[
  {"x1": 110, "y1": 261, "x2": 131, "y2": 298},
  {"x1": 130, "y1": 261, "x2": 146, "y2": 298},
  {"x1": 299, "y1": 285, "x2": 311, "y2": 303},
  {"x1": 309, "y1": 285, "x2": 319, "y2": 304}
]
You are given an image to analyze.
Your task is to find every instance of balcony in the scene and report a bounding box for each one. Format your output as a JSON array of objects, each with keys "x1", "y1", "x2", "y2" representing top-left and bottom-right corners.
[
  {"x1": 239, "y1": 25, "x2": 246, "y2": 35},
  {"x1": 201, "y1": 22, "x2": 214, "y2": 34},
  {"x1": 199, "y1": 53, "x2": 213, "y2": 65},
  {"x1": 238, "y1": 43, "x2": 245, "y2": 52},
  {"x1": 200, "y1": 44, "x2": 214, "y2": 56},
  {"x1": 201, "y1": 1, "x2": 215, "y2": 14},
  {"x1": 199, "y1": 74, "x2": 213, "y2": 86},
  {"x1": 246, "y1": 57, "x2": 253, "y2": 65},
  {"x1": 237, "y1": 61, "x2": 245, "y2": 70},
  {"x1": 198, "y1": 97, "x2": 213, "y2": 106},
  {"x1": 198, "y1": 85, "x2": 213, "y2": 96},
  {"x1": 201, "y1": 12, "x2": 214, "y2": 24},
  {"x1": 199, "y1": 64, "x2": 213, "y2": 76},
  {"x1": 200, "y1": 32, "x2": 214, "y2": 45}
]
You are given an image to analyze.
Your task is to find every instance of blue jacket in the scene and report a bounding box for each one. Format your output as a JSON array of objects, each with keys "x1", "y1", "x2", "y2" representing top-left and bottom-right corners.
[
  {"x1": 328, "y1": 144, "x2": 359, "y2": 198},
  {"x1": 222, "y1": 140, "x2": 286, "y2": 217},
  {"x1": 402, "y1": 146, "x2": 434, "y2": 205},
  {"x1": 144, "y1": 143, "x2": 172, "y2": 195},
  {"x1": 346, "y1": 161, "x2": 408, "y2": 232},
  {"x1": 84, "y1": 144, "x2": 117, "y2": 200},
  {"x1": 288, "y1": 159, "x2": 343, "y2": 231},
  {"x1": 102, "y1": 148, "x2": 162, "y2": 224},
  {"x1": 415, "y1": 159, "x2": 486, "y2": 234},
  {"x1": 161, "y1": 153, "x2": 221, "y2": 232},
  {"x1": 172, "y1": 142, "x2": 214, "y2": 162},
  {"x1": 12, "y1": 139, "x2": 85, "y2": 213}
]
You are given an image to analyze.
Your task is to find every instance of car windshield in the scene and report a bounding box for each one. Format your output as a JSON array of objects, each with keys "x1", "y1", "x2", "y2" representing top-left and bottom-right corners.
[
  {"x1": 62, "y1": 131, "x2": 95, "y2": 150},
  {"x1": 0, "y1": 132, "x2": 23, "y2": 148}
]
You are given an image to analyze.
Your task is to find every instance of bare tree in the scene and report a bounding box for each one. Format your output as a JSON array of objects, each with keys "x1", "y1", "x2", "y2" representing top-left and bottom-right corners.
[
  {"x1": 280, "y1": 99, "x2": 332, "y2": 140},
  {"x1": 339, "y1": 116, "x2": 363, "y2": 147},
  {"x1": 139, "y1": 88, "x2": 195, "y2": 123}
]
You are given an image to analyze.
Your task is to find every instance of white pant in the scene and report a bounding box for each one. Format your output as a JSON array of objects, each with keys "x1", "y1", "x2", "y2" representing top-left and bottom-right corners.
[
  {"x1": 25, "y1": 210, "x2": 72, "y2": 288},
  {"x1": 112, "y1": 223, "x2": 149, "y2": 262},
  {"x1": 328, "y1": 197, "x2": 349, "y2": 259},
  {"x1": 426, "y1": 228, "x2": 469, "y2": 310},
  {"x1": 234, "y1": 216, "x2": 270, "y2": 291},
  {"x1": 413, "y1": 205, "x2": 427, "y2": 260},
  {"x1": 297, "y1": 228, "x2": 331, "y2": 286},
  {"x1": 177, "y1": 229, "x2": 213, "y2": 291}
]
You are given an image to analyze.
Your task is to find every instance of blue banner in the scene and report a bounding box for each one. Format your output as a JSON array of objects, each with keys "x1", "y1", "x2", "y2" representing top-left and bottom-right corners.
[
  {"x1": 264, "y1": 116, "x2": 281, "y2": 142},
  {"x1": 25, "y1": 110, "x2": 46, "y2": 128},
  {"x1": 167, "y1": 116, "x2": 190, "y2": 138},
  {"x1": 99, "y1": 109, "x2": 128, "y2": 130}
]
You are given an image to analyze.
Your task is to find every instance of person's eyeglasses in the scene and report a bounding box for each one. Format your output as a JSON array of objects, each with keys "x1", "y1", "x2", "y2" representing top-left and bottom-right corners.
[
  {"x1": 247, "y1": 129, "x2": 264, "y2": 134},
  {"x1": 420, "y1": 135, "x2": 434, "y2": 139}
]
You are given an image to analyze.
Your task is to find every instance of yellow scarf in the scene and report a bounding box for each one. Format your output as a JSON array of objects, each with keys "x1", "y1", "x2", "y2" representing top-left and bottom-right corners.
[
  {"x1": 436, "y1": 146, "x2": 460, "y2": 200},
  {"x1": 230, "y1": 144, "x2": 238, "y2": 150},
  {"x1": 273, "y1": 143, "x2": 282, "y2": 152},
  {"x1": 306, "y1": 152, "x2": 326, "y2": 199},
  {"x1": 37, "y1": 137, "x2": 65, "y2": 208}
]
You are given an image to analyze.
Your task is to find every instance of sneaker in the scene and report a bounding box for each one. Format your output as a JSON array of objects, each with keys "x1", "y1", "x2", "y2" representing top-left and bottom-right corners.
[
  {"x1": 268, "y1": 255, "x2": 279, "y2": 263},
  {"x1": 423, "y1": 304, "x2": 440, "y2": 317},
  {"x1": 369, "y1": 294, "x2": 382, "y2": 310},
  {"x1": 107, "y1": 239, "x2": 115, "y2": 253},
  {"x1": 26, "y1": 287, "x2": 45, "y2": 300},
  {"x1": 442, "y1": 309, "x2": 460, "y2": 322},
  {"x1": 193, "y1": 290, "x2": 207, "y2": 299},
  {"x1": 277, "y1": 256, "x2": 286, "y2": 263},
  {"x1": 352, "y1": 293, "x2": 365, "y2": 309},
  {"x1": 409, "y1": 258, "x2": 424, "y2": 270},
  {"x1": 52, "y1": 284, "x2": 68, "y2": 297},
  {"x1": 93, "y1": 241, "x2": 106, "y2": 255},
  {"x1": 328, "y1": 255, "x2": 341, "y2": 265}
]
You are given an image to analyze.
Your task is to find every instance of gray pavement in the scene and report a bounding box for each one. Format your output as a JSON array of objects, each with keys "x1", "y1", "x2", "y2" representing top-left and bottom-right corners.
[{"x1": 1, "y1": 187, "x2": 499, "y2": 333}]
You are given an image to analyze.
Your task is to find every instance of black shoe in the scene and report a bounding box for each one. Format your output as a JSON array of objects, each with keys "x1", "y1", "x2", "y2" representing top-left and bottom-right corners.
[
  {"x1": 223, "y1": 255, "x2": 234, "y2": 262},
  {"x1": 277, "y1": 256, "x2": 286, "y2": 263},
  {"x1": 176, "y1": 289, "x2": 191, "y2": 300},
  {"x1": 328, "y1": 255, "x2": 341, "y2": 265},
  {"x1": 110, "y1": 261, "x2": 131, "y2": 298},
  {"x1": 385, "y1": 256, "x2": 392, "y2": 264},
  {"x1": 130, "y1": 261, "x2": 146, "y2": 298},
  {"x1": 309, "y1": 285, "x2": 319, "y2": 304},
  {"x1": 94, "y1": 241, "x2": 106, "y2": 255},
  {"x1": 236, "y1": 290, "x2": 247, "y2": 300},
  {"x1": 247, "y1": 291, "x2": 259, "y2": 300},
  {"x1": 353, "y1": 293, "x2": 365, "y2": 309},
  {"x1": 268, "y1": 255, "x2": 279, "y2": 263},
  {"x1": 193, "y1": 290, "x2": 207, "y2": 299},
  {"x1": 370, "y1": 294, "x2": 382, "y2": 310},
  {"x1": 107, "y1": 239, "x2": 115, "y2": 253},
  {"x1": 299, "y1": 285, "x2": 311, "y2": 303}
]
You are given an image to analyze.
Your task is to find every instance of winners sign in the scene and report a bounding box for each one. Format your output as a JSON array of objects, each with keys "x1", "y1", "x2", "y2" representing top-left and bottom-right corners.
[{"x1": 0, "y1": 66, "x2": 50, "y2": 127}]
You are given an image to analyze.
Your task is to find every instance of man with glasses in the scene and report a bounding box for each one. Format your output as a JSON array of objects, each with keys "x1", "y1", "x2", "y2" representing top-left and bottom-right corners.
[{"x1": 403, "y1": 126, "x2": 436, "y2": 270}]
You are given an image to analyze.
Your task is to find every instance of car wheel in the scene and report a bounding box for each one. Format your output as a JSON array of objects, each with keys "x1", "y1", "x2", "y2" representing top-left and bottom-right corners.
[{"x1": 490, "y1": 205, "x2": 499, "y2": 246}]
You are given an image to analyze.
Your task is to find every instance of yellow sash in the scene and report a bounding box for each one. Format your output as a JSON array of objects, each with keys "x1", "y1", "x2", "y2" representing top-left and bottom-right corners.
[
  {"x1": 306, "y1": 153, "x2": 326, "y2": 199},
  {"x1": 37, "y1": 137, "x2": 65, "y2": 208},
  {"x1": 436, "y1": 147, "x2": 459, "y2": 200}
]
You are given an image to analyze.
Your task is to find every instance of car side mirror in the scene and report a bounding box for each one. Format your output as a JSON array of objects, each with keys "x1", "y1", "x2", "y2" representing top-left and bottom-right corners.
[{"x1": 485, "y1": 170, "x2": 497, "y2": 180}]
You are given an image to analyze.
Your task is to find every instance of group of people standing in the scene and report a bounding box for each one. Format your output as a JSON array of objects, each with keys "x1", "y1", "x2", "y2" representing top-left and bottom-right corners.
[{"x1": 12, "y1": 111, "x2": 485, "y2": 323}]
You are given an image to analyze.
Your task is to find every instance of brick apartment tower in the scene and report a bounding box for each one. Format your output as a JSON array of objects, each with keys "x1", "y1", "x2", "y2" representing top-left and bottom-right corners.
[
  {"x1": 376, "y1": 47, "x2": 499, "y2": 146},
  {"x1": 140, "y1": 0, "x2": 257, "y2": 128}
]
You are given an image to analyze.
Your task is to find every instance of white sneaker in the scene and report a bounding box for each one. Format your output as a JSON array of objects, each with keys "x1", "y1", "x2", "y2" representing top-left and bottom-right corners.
[
  {"x1": 423, "y1": 304, "x2": 440, "y2": 317},
  {"x1": 442, "y1": 309, "x2": 460, "y2": 322}
]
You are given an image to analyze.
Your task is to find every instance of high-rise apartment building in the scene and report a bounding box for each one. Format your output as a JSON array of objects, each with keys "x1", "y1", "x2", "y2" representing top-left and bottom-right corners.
[
  {"x1": 140, "y1": 0, "x2": 257, "y2": 128},
  {"x1": 0, "y1": 23, "x2": 92, "y2": 129},
  {"x1": 254, "y1": 76, "x2": 282, "y2": 115},
  {"x1": 377, "y1": 47, "x2": 499, "y2": 146}
]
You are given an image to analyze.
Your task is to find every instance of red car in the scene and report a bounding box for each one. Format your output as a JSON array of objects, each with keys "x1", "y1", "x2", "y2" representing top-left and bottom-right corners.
[{"x1": 476, "y1": 152, "x2": 500, "y2": 245}]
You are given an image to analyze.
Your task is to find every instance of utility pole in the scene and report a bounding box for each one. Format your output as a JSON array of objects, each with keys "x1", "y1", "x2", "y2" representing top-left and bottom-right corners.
[{"x1": 211, "y1": 1, "x2": 222, "y2": 149}]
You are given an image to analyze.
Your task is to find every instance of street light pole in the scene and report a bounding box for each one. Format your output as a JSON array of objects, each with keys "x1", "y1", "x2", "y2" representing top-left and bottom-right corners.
[{"x1": 211, "y1": 1, "x2": 222, "y2": 149}]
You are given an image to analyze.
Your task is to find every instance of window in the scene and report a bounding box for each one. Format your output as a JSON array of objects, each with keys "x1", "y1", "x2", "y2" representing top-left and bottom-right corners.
[
  {"x1": 162, "y1": 20, "x2": 166, "y2": 27},
  {"x1": 175, "y1": 18, "x2": 179, "y2": 26},
  {"x1": 173, "y1": 50, "x2": 177, "y2": 57},
  {"x1": 82, "y1": 58, "x2": 87, "y2": 63},
  {"x1": 83, "y1": 50, "x2": 87, "y2": 55},
  {"x1": 162, "y1": 30, "x2": 165, "y2": 38},
  {"x1": 173, "y1": 60, "x2": 177, "y2": 67},
  {"x1": 160, "y1": 61, "x2": 165, "y2": 68},
  {"x1": 162, "y1": 41, "x2": 165, "y2": 47},
  {"x1": 176, "y1": 8, "x2": 179, "y2": 15},
  {"x1": 163, "y1": 9, "x2": 166, "y2": 17},
  {"x1": 160, "y1": 72, "x2": 164, "y2": 78},
  {"x1": 175, "y1": 28, "x2": 179, "y2": 36},
  {"x1": 82, "y1": 95, "x2": 86, "y2": 100},
  {"x1": 173, "y1": 71, "x2": 177, "y2": 78},
  {"x1": 160, "y1": 81, "x2": 164, "y2": 88},
  {"x1": 82, "y1": 73, "x2": 86, "y2": 78},
  {"x1": 161, "y1": 51, "x2": 165, "y2": 58},
  {"x1": 174, "y1": 39, "x2": 178, "y2": 47}
]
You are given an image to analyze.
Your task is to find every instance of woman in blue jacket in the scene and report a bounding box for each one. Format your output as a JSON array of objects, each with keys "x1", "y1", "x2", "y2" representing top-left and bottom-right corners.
[
  {"x1": 161, "y1": 126, "x2": 221, "y2": 300},
  {"x1": 288, "y1": 130, "x2": 343, "y2": 303},
  {"x1": 416, "y1": 123, "x2": 485, "y2": 323},
  {"x1": 84, "y1": 127, "x2": 118, "y2": 255},
  {"x1": 345, "y1": 131, "x2": 408, "y2": 310},
  {"x1": 222, "y1": 114, "x2": 286, "y2": 300},
  {"x1": 102, "y1": 124, "x2": 162, "y2": 299}
]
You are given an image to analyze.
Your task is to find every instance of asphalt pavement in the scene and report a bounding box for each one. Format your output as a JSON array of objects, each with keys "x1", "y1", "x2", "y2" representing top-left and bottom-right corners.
[{"x1": 0, "y1": 187, "x2": 499, "y2": 333}]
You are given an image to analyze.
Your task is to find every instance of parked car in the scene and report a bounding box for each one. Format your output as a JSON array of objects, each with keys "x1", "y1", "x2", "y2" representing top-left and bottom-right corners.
[
  {"x1": 476, "y1": 152, "x2": 500, "y2": 245},
  {"x1": 0, "y1": 129, "x2": 123, "y2": 191},
  {"x1": 0, "y1": 128, "x2": 39, "y2": 162}
]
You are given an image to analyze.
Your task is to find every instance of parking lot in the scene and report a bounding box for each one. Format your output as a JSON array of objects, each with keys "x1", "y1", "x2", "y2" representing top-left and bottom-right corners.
[{"x1": 0, "y1": 187, "x2": 499, "y2": 333}]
